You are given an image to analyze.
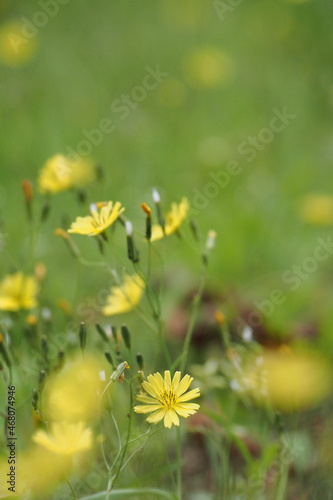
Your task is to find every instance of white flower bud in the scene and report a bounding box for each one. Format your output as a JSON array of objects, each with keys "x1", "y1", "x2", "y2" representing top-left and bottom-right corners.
[
  {"x1": 205, "y1": 230, "x2": 217, "y2": 251},
  {"x1": 152, "y1": 188, "x2": 161, "y2": 203},
  {"x1": 125, "y1": 220, "x2": 133, "y2": 236}
]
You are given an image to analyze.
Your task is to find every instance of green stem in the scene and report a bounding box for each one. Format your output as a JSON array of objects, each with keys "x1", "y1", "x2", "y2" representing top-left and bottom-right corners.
[
  {"x1": 275, "y1": 460, "x2": 289, "y2": 500},
  {"x1": 180, "y1": 267, "x2": 206, "y2": 374},
  {"x1": 176, "y1": 426, "x2": 182, "y2": 500},
  {"x1": 80, "y1": 488, "x2": 176, "y2": 500},
  {"x1": 66, "y1": 478, "x2": 78, "y2": 499},
  {"x1": 107, "y1": 349, "x2": 134, "y2": 497}
]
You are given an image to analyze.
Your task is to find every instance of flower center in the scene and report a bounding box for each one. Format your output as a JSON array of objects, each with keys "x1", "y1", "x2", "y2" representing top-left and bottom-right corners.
[{"x1": 162, "y1": 390, "x2": 176, "y2": 408}]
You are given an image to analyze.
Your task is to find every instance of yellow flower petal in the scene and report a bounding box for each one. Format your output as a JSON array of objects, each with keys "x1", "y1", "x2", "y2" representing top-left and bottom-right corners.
[
  {"x1": 172, "y1": 371, "x2": 181, "y2": 391},
  {"x1": 176, "y1": 388, "x2": 200, "y2": 403},
  {"x1": 102, "y1": 274, "x2": 144, "y2": 316},
  {"x1": 68, "y1": 201, "x2": 125, "y2": 236},
  {"x1": 135, "y1": 394, "x2": 160, "y2": 404},
  {"x1": 134, "y1": 404, "x2": 162, "y2": 414},
  {"x1": 32, "y1": 421, "x2": 92, "y2": 456},
  {"x1": 146, "y1": 408, "x2": 167, "y2": 424},
  {"x1": 175, "y1": 374, "x2": 193, "y2": 398},
  {"x1": 142, "y1": 380, "x2": 161, "y2": 399},
  {"x1": 38, "y1": 155, "x2": 94, "y2": 194},
  {"x1": 150, "y1": 197, "x2": 189, "y2": 242},
  {"x1": 0, "y1": 272, "x2": 39, "y2": 312},
  {"x1": 164, "y1": 370, "x2": 172, "y2": 391}
]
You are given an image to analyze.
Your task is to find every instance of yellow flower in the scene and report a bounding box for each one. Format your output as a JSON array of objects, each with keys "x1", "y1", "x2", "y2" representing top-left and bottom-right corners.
[
  {"x1": 0, "y1": 447, "x2": 68, "y2": 497},
  {"x1": 38, "y1": 154, "x2": 94, "y2": 194},
  {"x1": 134, "y1": 370, "x2": 200, "y2": 428},
  {"x1": 32, "y1": 421, "x2": 92, "y2": 456},
  {"x1": 236, "y1": 350, "x2": 331, "y2": 412},
  {"x1": 299, "y1": 194, "x2": 333, "y2": 225},
  {"x1": 184, "y1": 47, "x2": 234, "y2": 88},
  {"x1": 0, "y1": 20, "x2": 38, "y2": 67},
  {"x1": 68, "y1": 201, "x2": 125, "y2": 236},
  {"x1": 151, "y1": 197, "x2": 189, "y2": 242},
  {"x1": 262, "y1": 350, "x2": 331, "y2": 412},
  {"x1": 0, "y1": 272, "x2": 39, "y2": 311},
  {"x1": 44, "y1": 356, "x2": 103, "y2": 422},
  {"x1": 102, "y1": 273, "x2": 145, "y2": 316}
]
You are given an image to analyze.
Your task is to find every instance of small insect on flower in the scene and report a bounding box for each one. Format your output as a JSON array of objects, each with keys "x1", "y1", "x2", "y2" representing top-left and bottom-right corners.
[
  {"x1": 0, "y1": 272, "x2": 39, "y2": 311},
  {"x1": 68, "y1": 201, "x2": 125, "y2": 237},
  {"x1": 32, "y1": 421, "x2": 92, "y2": 456},
  {"x1": 134, "y1": 370, "x2": 200, "y2": 428},
  {"x1": 150, "y1": 197, "x2": 189, "y2": 242},
  {"x1": 102, "y1": 273, "x2": 145, "y2": 316}
]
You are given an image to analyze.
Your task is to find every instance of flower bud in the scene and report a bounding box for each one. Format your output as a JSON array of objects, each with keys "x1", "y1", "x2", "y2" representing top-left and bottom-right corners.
[
  {"x1": 77, "y1": 188, "x2": 87, "y2": 204},
  {"x1": 152, "y1": 188, "x2": 161, "y2": 203},
  {"x1": 110, "y1": 361, "x2": 129, "y2": 382},
  {"x1": 95, "y1": 163, "x2": 104, "y2": 182},
  {"x1": 40, "y1": 200, "x2": 51, "y2": 222},
  {"x1": 57, "y1": 350, "x2": 65, "y2": 371},
  {"x1": 214, "y1": 310, "x2": 225, "y2": 326},
  {"x1": 105, "y1": 351, "x2": 115, "y2": 369},
  {"x1": 57, "y1": 299, "x2": 72, "y2": 317},
  {"x1": 126, "y1": 221, "x2": 139, "y2": 263},
  {"x1": 40, "y1": 335, "x2": 49, "y2": 361},
  {"x1": 0, "y1": 332, "x2": 11, "y2": 368},
  {"x1": 38, "y1": 370, "x2": 46, "y2": 387},
  {"x1": 141, "y1": 203, "x2": 152, "y2": 240},
  {"x1": 121, "y1": 324, "x2": 131, "y2": 350},
  {"x1": 205, "y1": 230, "x2": 217, "y2": 251},
  {"x1": 152, "y1": 187, "x2": 165, "y2": 231},
  {"x1": 203, "y1": 230, "x2": 217, "y2": 265},
  {"x1": 79, "y1": 322, "x2": 87, "y2": 351},
  {"x1": 96, "y1": 324, "x2": 110, "y2": 343},
  {"x1": 32, "y1": 388, "x2": 39, "y2": 411},
  {"x1": 136, "y1": 352, "x2": 144, "y2": 370},
  {"x1": 22, "y1": 180, "x2": 33, "y2": 220},
  {"x1": 189, "y1": 218, "x2": 201, "y2": 242}
]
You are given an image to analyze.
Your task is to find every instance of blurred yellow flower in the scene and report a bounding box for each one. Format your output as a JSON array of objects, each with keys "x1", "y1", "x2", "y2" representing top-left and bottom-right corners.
[
  {"x1": 0, "y1": 272, "x2": 39, "y2": 311},
  {"x1": 134, "y1": 370, "x2": 200, "y2": 428},
  {"x1": 0, "y1": 20, "x2": 37, "y2": 67},
  {"x1": 102, "y1": 273, "x2": 145, "y2": 316},
  {"x1": 151, "y1": 197, "x2": 189, "y2": 242},
  {"x1": 239, "y1": 350, "x2": 331, "y2": 412},
  {"x1": 0, "y1": 447, "x2": 69, "y2": 497},
  {"x1": 44, "y1": 357, "x2": 103, "y2": 422},
  {"x1": 299, "y1": 194, "x2": 333, "y2": 225},
  {"x1": 33, "y1": 421, "x2": 92, "y2": 456},
  {"x1": 184, "y1": 47, "x2": 234, "y2": 88},
  {"x1": 38, "y1": 154, "x2": 94, "y2": 194},
  {"x1": 264, "y1": 351, "x2": 331, "y2": 411},
  {"x1": 68, "y1": 201, "x2": 124, "y2": 236}
]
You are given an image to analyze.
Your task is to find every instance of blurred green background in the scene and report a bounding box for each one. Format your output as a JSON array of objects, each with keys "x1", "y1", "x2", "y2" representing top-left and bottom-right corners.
[{"x1": 1, "y1": 0, "x2": 333, "y2": 344}]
